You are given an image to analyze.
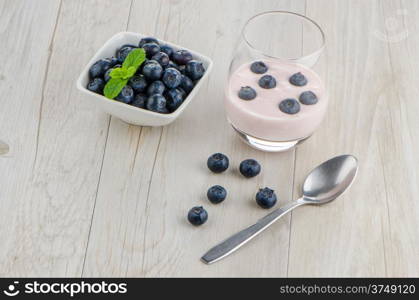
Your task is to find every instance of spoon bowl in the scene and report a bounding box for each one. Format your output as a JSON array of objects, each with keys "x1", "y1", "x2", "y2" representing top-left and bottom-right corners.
[{"x1": 302, "y1": 155, "x2": 358, "y2": 204}]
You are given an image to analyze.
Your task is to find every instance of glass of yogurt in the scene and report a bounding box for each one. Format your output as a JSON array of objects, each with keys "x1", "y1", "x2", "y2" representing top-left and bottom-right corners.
[{"x1": 225, "y1": 11, "x2": 326, "y2": 152}]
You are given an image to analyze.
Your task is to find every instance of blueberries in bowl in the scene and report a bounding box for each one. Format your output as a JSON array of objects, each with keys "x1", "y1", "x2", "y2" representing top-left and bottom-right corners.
[
  {"x1": 142, "y1": 42, "x2": 160, "y2": 58},
  {"x1": 87, "y1": 78, "x2": 105, "y2": 94},
  {"x1": 115, "y1": 85, "x2": 134, "y2": 103},
  {"x1": 146, "y1": 94, "x2": 168, "y2": 113},
  {"x1": 162, "y1": 68, "x2": 182, "y2": 88},
  {"x1": 258, "y1": 75, "x2": 276, "y2": 89},
  {"x1": 250, "y1": 61, "x2": 268, "y2": 74},
  {"x1": 152, "y1": 52, "x2": 170, "y2": 67},
  {"x1": 142, "y1": 60, "x2": 163, "y2": 81},
  {"x1": 207, "y1": 153, "x2": 229, "y2": 173},
  {"x1": 239, "y1": 159, "x2": 261, "y2": 178},
  {"x1": 299, "y1": 91, "x2": 318, "y2": 105},
  {"x1": 185, "y1": 60, "x2": 205, "y2": 80},
  {"x1": 86, "y1": 36, "x2": 206, "y2": 114},
  {"x1": 289, "y1": 72, "x2": 307, "y2": 86},
  {"x1": 172, "y1": 49, "x2": 193, "y2": 65},
  {"x1": 147, "y1": 80, "x2": 166, "y2": 96}
]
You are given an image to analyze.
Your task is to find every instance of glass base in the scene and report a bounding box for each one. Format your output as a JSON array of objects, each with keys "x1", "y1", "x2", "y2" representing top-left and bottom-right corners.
[{"x1": 231, "y1": 124, "x2": 309, "y2": 152}]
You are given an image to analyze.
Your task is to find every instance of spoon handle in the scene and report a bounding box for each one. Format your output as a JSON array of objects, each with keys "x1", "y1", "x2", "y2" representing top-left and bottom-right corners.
[{"x1": 201, "y1": 199, "x2": 305, "y2": 264}]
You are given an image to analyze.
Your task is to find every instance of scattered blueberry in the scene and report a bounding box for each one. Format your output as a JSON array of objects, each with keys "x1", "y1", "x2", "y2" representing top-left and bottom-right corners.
[
  {"x1": 207, "y1": 153, "x2": 229, "y2": 173},
  {"x1": 142, "y1": 42, "x2": 161, "y2": 58},
  {"x1": 299, "y1": 91, "x2": 318, "y2": 105},
  {"x1": 238, "y1": 86, "x2": 257, "y2": 100},
  {"x1": 255, "y1": 187, "x2": 277, "y2": 209},
  {"x1": 162, "y1": 68, "x2": 182, "y2": 88},
  {"x1": 131, "y1": 93, "x2": 147, "y2": 109},
  {"x1": 87, "y1": 78, "x2": 105, "y2": 94},
  {"x1": 116, "y1": 46, "x2": 135, "y2": 63},
  {"x1": 160, "y1": 45, "x2": 174, "y2": 57},
  {"x1": 128, "y1": 75, "x2": 148, "y2": 93},
  {"x1": 115, "y1": 85, "x2": 134, "y2": 104},
  {"x1": 250, "y1": 61, "x2": 268, "y2": 74},
  {"x1": 289, "y1": 72, "x2": 307, "y2": 86},
  {"x1": 165, "y1": 88, "x2": 184, "y2": 112},
  {"x1": 187, "y1": 206, "x2": 208, "y2": 226},
  {"x1": 172, "y1": 49, "x2": 193, "y2": 65},
  {"x1": 146, "y1": 94, "x2": 168, "y2": 113},
  {"x1": 258, "y1": 75, "x2": 276, "y2": 89},
  {"x1": 239, "y1": 159, "x2": 261, "y2": 178},
  {"x1": 139, "y1": 37, "x2": 159, "y2": 48},
  {"x1": 207, "y1": 185, "x2": 227, "y2": 204},
  {"x1": 152, "y1": 51, "x2": 170, "y2": 67},
  {"x1": 89, "y1": 59, "x2": 112, "y2": 78},
  {"x1": 147, "y1": 80, "x2": 166, "y2": 96},
  {"x1": 142, "y1": 60, "x2": 163, "y2": 81},
  {"x1": 279, "y1": 98, "x2": 300, "y2": 114},
  {"x1": 185, "y1": 60, "x2": 205, "y2": 80}
]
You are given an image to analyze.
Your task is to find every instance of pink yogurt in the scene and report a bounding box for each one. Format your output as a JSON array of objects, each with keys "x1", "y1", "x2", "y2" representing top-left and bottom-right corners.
[{"x1": 225, "y1": 61, "x2": 327, "y2": 141}]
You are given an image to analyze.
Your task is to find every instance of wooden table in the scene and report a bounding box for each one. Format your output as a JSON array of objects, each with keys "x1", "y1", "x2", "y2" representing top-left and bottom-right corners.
[{"x1": 1, "y1": 0, "x2": 418, "y2": 277}]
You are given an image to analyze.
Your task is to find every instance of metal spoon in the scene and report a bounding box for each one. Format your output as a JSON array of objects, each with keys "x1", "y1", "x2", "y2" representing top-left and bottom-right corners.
[{"x1": 201, "y1": 154, "x2": 358, "y2": 264}]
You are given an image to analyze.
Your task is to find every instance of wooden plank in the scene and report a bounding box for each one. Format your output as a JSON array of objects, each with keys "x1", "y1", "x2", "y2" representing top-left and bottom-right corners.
[
  {"x1": 83, "y1": 0, "x2": 305, "y2": 277},
  {"x1": 0, "y1": 0, "x2": 132, "y2": 276},
  {"x1": 288, "y1": 0, "x2": 394, "y2": 277}
]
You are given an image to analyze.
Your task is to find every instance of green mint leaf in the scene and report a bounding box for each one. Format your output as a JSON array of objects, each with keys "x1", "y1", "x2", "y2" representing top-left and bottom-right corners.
[
  {"x1": 122, "y1": 48, "x2": 146, "y2": 70},
  {"x1": 125, "y1": 66, "x2": 136, "y2": 78},
  {"x1": 110, "y1": 68, "x2": 126, "y2": 79},
  {"x1": 104, "y1": 78, "x2": 128, "y2": 99}
]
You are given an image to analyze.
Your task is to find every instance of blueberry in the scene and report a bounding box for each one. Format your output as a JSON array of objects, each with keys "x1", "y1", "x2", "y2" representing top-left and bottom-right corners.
[
  {"x1": 142, "y1": 42, "x2": 160, "y2": 58},
  {"x1": 187, "y1": 206, "x2": 208, "y2": 226},
  {"x1": 139, "y1": 37, "x2": 159, "y2": 48},
  {"x1": 120, "y1": 44, "x2": 138, "y2": 49},
  {"x1": 239, "y1": 159, "x2": 261, "y2": 178},
  {"x1": 299, "y1": 91, "x2": 318, "y2": 105},
  {"x1": 116, "y1": 46, "x2": 135, "y2": 63},
  {"x1": 238, "y1": 86, "x2": 257, "y2": 100},
  {"x1": 165, "y1": 60, "x2": 180, "y2": 71},
  {"x1": 289, "y1": 72, "x2": 307, "y2": 86},
  {"x1": 255, "y1": 187, "x2": 277, "y2": 209},
  {"x1": 89, "y1": 59, "x2": 112, "y2": 78},
  {"x1": 104, "y1": 68, "x2": 113, "y2": 82},
  {"x1": 142, "y1": 60, "x2": 163, "y2": 81},
  {"x1": 178, "y1": 65, "x2": 186, "y2": 74},
  {"x1": 172, "y1": 49, "x2": 193, "y2": 65},
  {"x1": 128, "y1": 75, "x2": 148, "y2": 93},
  {"x1": 185, "y1": 60, "x2": 205, "y2": 80},
  {"x1": 165, "y1": 88, "x2": 184, "y2": 112},
  {"x1": 207, "y1": 153, "x2": 229, "y2": 173},
  {"x1": 131, "y1": 93, "x2": 147, "y2": 109},
  {"x1": 106, "y1": 57, "x2": 119, "y2": 67},
  {"x1": 152, "y1": 52, "x2": 170, "y2": 67},
  {"x1": 207, "y1": 185, "x2": 227, "y2": 204},
  {"x1": 147, "y1": 80, "x2": 166, "y2": 96},
  {"x1": 279, "y1": 98, "x2": 300, "y2": 114},
  {"x1": 115, "y1": 85, "x2": 134, "y2": 104},
  {"x1": 250, "y1": 61, "x2": 268, "y2": 74},
  {"x1": 86, "y1": 78, "x2": 105, "y2": 94},
  {"x1": 258, "y1": 75, "x2": 276, "y2": 89},
  {"x1": 160, "y1": 45, "x2": 174, "y2": 57},
  {"x1": 177, "y1": 88, "x2": 187, "y2": 99},
  {"x1": 179, "y1": 75, "x2": 194, "y2": 94},
  {"x1": 162, "y1": 67, "x2": 182, "y2": 88},
  {"x1": 146, "y1": 94, "x2": 168, "y2": 113}
]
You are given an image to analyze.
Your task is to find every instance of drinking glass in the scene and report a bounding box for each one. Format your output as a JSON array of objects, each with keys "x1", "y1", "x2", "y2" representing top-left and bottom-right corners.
[{"x1": 224, "y1": 11, "x2": 326, "y2": 152}]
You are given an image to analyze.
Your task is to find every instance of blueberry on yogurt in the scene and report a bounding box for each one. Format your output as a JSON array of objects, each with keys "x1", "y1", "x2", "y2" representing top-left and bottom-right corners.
[
  {"x1": 279, "y1": 98, "x2": 300, "y2": 114},
  {"x1": 238, "y1": 86, "x2": 257, "y2": 100},
  {"x1": 258, "y1": 75, "x2": 276, "y2": 89},
  {"x1": 289, "y1": 72, "x2": 308, "y2": 86},
  {"x1": 250, "y1": 61, "x2": 268, "y2": 74},
  {"x1": 299, "y1": 91, "x2": 318, "y2": 105}
]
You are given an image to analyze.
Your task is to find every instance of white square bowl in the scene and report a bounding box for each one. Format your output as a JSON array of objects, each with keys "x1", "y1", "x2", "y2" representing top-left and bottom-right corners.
[{"x1": 76, "y1": 31, "x2": 213, "y2": 126}]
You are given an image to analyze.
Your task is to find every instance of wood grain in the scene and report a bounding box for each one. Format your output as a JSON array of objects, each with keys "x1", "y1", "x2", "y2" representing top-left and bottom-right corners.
[{"x1": 1, "y1": 0, "x2": 419, "y2": 277}]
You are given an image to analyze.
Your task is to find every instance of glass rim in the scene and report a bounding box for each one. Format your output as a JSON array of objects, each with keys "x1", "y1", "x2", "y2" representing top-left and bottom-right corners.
[{"x1": 242, "y1": 10, "x2": 326, "y2": 62}]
